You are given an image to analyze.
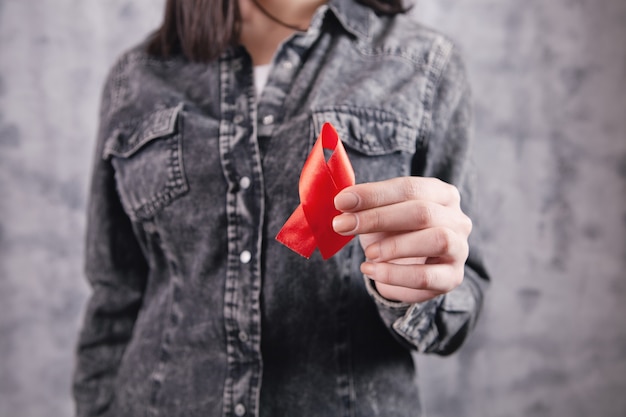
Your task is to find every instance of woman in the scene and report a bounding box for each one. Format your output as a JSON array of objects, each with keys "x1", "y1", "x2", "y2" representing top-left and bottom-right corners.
[{"x1": 73, "y1": 0, "x2": 489, "y2": 416}]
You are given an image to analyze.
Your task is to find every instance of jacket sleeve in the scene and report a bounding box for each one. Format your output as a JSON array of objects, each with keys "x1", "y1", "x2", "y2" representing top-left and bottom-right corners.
[
  {"x1": 72, "y1": 58, "x2": 149, "y2": 416},
  {"x1": 365, "y1": 41, "x2": 490, "y2": 355}
]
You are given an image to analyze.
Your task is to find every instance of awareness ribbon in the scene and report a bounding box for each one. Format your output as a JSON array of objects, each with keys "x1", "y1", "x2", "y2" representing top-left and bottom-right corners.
[{"x1": 276, "y1": 122, "x2": 355, "y2": 260}]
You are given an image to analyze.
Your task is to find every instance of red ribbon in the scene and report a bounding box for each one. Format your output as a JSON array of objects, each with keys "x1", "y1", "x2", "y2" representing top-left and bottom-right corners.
[{"x1": 276, "y1": 122, "x2": 355, "y2": 259}]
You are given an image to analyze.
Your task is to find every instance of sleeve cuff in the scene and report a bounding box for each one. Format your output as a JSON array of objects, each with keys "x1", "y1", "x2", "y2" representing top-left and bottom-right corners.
[
  {"x1": 363, "y1": 275, "x2": 413, "y2": 310},
  {"x1": 363, "y1": 275, "x2": 444, "y2": 352}
]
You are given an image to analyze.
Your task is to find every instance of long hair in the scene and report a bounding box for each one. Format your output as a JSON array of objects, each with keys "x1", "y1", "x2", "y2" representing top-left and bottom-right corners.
[{"x1": 147, "y1": 0, "x2": 408, "y2": 62}]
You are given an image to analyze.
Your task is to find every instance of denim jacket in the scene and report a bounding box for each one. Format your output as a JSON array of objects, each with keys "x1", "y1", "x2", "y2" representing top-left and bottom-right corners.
[{"x1": 73, "y1": 1, "x2": 489, "y2": 416}]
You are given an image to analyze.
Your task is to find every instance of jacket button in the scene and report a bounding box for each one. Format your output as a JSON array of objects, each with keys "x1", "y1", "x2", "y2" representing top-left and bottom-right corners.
[
  {"x1": 262, "y1": 114, "x2": 274, "y2": 125},
  {"x1": 238, "y1": 331, "x2": 249, "y2": 342},
  {"x1": 240, "y1": 250, "x2": 252, "y2": 264},
  {"x1": 239, "y1": 176, "x2": 251, "y2": 190},
  {"x1": 234, "y1": 403, "x2": 246, "y2": 416}
]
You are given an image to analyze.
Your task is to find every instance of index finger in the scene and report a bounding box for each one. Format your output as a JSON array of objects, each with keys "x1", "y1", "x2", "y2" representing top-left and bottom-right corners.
[{"x1": 334, "y1": 177, "x2": 460, "y2": 212}]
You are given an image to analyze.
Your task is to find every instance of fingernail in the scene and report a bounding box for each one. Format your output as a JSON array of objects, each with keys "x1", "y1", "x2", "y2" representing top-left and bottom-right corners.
[
  {"x1": 334, "y1": 192, "x2": 359, "y2": 211},
  {"x1": 332, "y1": 213, "x2": 358, "y2": 234},
  {"x1": 361, "y1": 262, "x2": 375, "y2": 276}
]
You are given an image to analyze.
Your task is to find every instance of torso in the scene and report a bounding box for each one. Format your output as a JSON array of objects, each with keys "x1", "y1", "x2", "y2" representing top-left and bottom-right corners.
[{"x1": 95, "y1": 2, "x2": 463, "y2": 415}]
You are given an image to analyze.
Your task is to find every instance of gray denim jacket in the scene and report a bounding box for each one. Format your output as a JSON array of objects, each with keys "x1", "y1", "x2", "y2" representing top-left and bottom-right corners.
[{"x1": 73, "y1": 1, "x2": 489, "y2": 416}]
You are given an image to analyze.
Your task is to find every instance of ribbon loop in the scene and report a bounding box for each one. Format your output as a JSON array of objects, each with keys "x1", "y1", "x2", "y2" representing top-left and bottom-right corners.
[{"x1": 276, "y1": 122, "x2": 355, "y2": 259}]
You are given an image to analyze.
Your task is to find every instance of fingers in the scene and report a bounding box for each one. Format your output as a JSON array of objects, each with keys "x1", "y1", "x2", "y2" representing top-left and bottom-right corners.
[
  {"x1": 333, "y1": 200, "x2": 472, "y2": 236},
  {"x1": 373, "y1": 283, "x2": 442, "y2": 304},
  {"x1": 334, "y1": 177, "x2": 461, "y2": 212},
  {"x1": 362, "y1": 262, "x2": 464, "y2": 295},
  {"x1": 363, "y1": 226, "x2": 470, "y2": 263},
  {"x1": 360, "y1": 227, "x2": 468, "y2": 302},
  {"x1": 333, "y1": 177, "x2": 470, "y2": 303}
]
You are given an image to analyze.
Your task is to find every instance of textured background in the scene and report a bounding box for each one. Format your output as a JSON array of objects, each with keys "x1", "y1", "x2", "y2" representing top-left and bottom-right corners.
[{"x1": 1, "y1": 0, "x2": 625, "y2": 416}]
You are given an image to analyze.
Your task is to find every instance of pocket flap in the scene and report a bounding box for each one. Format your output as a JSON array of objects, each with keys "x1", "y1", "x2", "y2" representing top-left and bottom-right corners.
[
  {"x1": 103, "y1": 103, "x2": 183, "y2": 159},
  {"x1": 312, "y1": 107, "x2": 418, "y2": 156}
]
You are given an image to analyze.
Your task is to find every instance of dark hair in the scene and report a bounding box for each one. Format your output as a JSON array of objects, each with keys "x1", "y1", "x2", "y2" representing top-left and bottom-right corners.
[{"x1": 147, "y1": 0, "x2": 408, "y2": 62}]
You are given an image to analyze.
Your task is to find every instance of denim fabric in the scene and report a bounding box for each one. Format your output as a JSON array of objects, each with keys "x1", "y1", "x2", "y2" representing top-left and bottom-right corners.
[{"x1": 73, "y1": 1, "x2": 489, "y2": 416}]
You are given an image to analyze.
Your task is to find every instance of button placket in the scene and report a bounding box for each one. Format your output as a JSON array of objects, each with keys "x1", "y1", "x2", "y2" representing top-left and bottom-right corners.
[
  {"x1": 220, "y1": 52, "x2": 264, "y2": 417},
  {"x1": 256, "y1": 42, "x2": 304, "y2": 138}
]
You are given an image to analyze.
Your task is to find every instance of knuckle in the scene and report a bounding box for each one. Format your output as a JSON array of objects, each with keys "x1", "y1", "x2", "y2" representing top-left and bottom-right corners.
[
  {"x1": 463, "y1": 214, "x2": 473, "y2": 235},
  {"x1": 448, "y1": 184, "x2": 461, "y2": 205},
  {"x1": 412, "y1": 202, "x2": 433, "y2": 228},
  {"x1": 437, "y1": 266, "x2": 463, "y2": 293},
  {"x1": 459, "y1": 238, "x2": 470, "y2": 261},
  {"x1": 402, "y1": 177, "x2": 421, "y2": 199},
  {"x1": 428, "y1": 177, "x2": 443, "y2": 187},
  {"x1": 375, "y1": 264, "x2": 393, "y2": 285},
  {"x1": 450, "y1": 267, "x2": 465, "y2": 289},
  {"x1": 418, "y1": 267, "x2": 437, "y2": 290},
  {"x1": 371, "y1": 209, "x2": 386, "y2": 230},
  {"x1": 381, "y1": 239, "x2": 401, "y2": 260},
  {"x1": 433, "y1": 227, "x2": 454, "y2": 255},
  {"x1": 373, "y1": 188, "x2": 386, "y2": 208}
]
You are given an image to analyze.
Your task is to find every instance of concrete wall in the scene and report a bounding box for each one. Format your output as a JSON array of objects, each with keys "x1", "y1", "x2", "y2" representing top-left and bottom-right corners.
[{"x1": 1, "y1": 1, "x2": 624, "y2": 416}]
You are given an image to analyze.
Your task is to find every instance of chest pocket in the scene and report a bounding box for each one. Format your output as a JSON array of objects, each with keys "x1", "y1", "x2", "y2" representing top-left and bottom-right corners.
[
  {"x1": 103, "y1": 103, "x2": 188, "y2": 221},
  {"x1": 311, "y1": 107, "x2": 422, "y2": 183}
]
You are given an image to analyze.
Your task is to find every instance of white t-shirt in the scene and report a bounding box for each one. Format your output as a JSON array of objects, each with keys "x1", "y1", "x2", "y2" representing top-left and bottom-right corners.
[{"x1": 254, "y1": 64, "x2": 272, "y2": 97}]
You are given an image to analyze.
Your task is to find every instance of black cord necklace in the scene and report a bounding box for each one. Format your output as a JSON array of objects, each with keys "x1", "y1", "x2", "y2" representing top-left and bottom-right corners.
[{"x1": 249, "y1": 0, "x2": 309, "y2": 32}]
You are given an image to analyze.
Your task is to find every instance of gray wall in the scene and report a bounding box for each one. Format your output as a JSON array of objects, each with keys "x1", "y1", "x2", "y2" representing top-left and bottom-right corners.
[{"x1": 1, "y1": 1, "x2": 624, "y2": 416}]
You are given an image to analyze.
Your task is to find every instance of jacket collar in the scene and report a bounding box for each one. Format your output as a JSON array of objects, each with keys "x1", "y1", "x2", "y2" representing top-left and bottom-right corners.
[{"x1": 324, "y1": 0, "x2": 372, "y2": 40}]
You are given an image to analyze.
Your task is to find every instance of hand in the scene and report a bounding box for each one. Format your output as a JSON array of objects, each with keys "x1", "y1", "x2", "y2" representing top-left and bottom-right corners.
[{"x1": 332, "y1": 177, "x2": 472, "y2": 304}]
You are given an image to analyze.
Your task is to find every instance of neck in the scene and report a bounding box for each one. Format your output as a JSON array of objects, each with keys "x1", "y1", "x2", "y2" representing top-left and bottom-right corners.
[
  {"x1": 239, "y1": 0, "x2": 327, "y2": 65},
  {"x1": 249, "y1": 0, "x2": 309, "y2": 32}
]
